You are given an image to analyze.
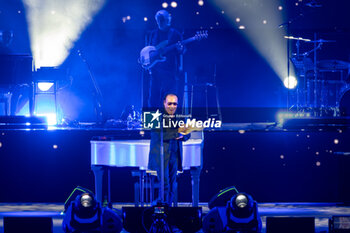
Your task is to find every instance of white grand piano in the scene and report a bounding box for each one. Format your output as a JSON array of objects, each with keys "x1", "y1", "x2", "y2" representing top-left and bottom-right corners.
[{"x1": 91, "y1": 133, "x2": 203, "y2": 207}]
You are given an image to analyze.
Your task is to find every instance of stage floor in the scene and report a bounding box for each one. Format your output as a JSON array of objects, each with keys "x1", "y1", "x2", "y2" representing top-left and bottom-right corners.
[{"x1": 0, "y1": 203, "x2": 349, "y2": 232}]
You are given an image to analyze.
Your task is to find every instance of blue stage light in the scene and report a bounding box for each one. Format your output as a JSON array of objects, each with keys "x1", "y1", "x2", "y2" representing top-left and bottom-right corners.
[
  {"x1": 203, "y1": 192, "x2": 262, "y2": 232},
  {"x1": 63, "y1": 193, "x2": 122, "y2": 233}
]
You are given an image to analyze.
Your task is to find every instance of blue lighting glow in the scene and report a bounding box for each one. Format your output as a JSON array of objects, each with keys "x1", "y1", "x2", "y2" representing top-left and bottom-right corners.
[
  {"x1": 276, "y1": 111, "x2": 311, "y2": 124},
  {"x1": 38, "y1": 82, "x2": 54, "y2": 92},
  {"x1": 37, "y1": 113, "x2": 57, "y2": 126},
  {"x1": 23, "y1": 0, "x2": 106, "y2": 68},
  {"x1": 283, "y1": 76, "x2": 298, "y2": 89}
]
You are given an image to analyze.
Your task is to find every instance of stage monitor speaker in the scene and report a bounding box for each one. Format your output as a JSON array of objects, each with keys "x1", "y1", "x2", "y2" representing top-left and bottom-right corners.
[
  {"x1": 4, "y1": 216, "x2": 53, "y2": 233},
  {"x1": 208, "y1": 186, "x2": 238, "y2": 209},
  {"x1": 266, "y1": 217, "x2": 315, "y2": 233},
  {"x1": 123, "y1": 207, "x2": 202, "y2": 233}
]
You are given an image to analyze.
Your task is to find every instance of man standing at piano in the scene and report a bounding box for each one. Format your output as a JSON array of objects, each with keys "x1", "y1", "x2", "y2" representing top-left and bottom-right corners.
[
  {"x1": 148, "y1": 93, "x2": 190, "y2": 206},
  {"x1": 145, "y1": 9, "x2": 185, "y2": 109}
]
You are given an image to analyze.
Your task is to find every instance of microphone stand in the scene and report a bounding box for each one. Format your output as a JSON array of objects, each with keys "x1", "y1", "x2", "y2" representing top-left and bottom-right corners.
[
  {"x1": 148, "y1": 113, "x2": 172, "y2": 233},
  {"x1": 77, "y1": 50, "x2": 104, "y2": 124},
  {"x1": 160, "y1": 113, "x2": 165, "y2": 202}
]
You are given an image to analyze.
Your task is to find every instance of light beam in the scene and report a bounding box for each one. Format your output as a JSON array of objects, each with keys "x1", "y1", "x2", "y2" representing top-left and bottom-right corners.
[{"x1": 23, "y1": 0, "x2": 106, "y2": 68}]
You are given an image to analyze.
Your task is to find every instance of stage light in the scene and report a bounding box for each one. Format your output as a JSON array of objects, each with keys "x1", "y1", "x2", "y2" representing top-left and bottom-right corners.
[
  {"x1": 80, "y1": 193, "x2": 94, "y2": 208},
  {"x1": 198, "y1": 0, "x2": 204, "y2": 6},
  {"x1": 38, "y1": 82, "x2": 54, "y2": 92},
  {"x1": 235, "y1": 17, "x2": 240, "y2": 22},
  {"x1": 213, "y1": 1, "x2": 291, "y2": 84},
  {"x1": 144, "y1": 17, "x2": 148, "y2": 21},
  {"x1": 171, "y1": 1, "x2": 178, "y2": 8},
  {"x1": 37, "y1": 113, "x2": 57, "y2": 126},
  {"x1": 162, "y1": 2, "x2": 169, "y2": 8},
  {"x1": 203, "y1": 192, "x2": 261, "y2": 232},
  {"x1": 23, "y1": 0, "x2": 106, "y2": 68},
  {"x1": 283, "y1": 76, "x2": 297, "y2": 89},
  {"x1": 63, "y1": 193, "x2": 122, "y2": 233}
]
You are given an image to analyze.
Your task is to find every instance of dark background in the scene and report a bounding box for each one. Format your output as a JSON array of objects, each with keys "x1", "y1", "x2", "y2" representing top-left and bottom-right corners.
[{"x1": 1, "y1": 0, "x2": 349, "y2": 121}]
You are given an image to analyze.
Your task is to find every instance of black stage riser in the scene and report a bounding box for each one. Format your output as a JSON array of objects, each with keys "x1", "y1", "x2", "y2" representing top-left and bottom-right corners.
[{"x1": 0, "y1": 129, "x2": 349, "y2": 203}]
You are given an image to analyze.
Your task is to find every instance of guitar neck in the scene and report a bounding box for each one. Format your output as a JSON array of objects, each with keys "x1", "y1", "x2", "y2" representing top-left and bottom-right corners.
[{"x1": 163, "y1": 36, "x2": 197, "y2": 54}]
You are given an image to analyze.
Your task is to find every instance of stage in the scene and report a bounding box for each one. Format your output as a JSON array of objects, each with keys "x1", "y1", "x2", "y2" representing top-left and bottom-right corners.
[
  {"x1": 1, "y1": 0, "x2": 350, "y2": 231},
  {"x1": 1, "y1": 202, "x2": 350, "y2": 232},
  {"x1": 1, "y1": 122, "x2": 350, "y2": 204}
]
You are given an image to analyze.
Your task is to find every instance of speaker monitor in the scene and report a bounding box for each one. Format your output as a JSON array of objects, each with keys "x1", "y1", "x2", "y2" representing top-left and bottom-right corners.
[
  {"x1": 122, "y1": 207, "x2": 202, "y2": 233},
  {"x1": 266, "y1": 217, "x2": 315, "y2": 233},
  {"x1": 4, "y1": 216, "x2": 53, "y2": 233}
]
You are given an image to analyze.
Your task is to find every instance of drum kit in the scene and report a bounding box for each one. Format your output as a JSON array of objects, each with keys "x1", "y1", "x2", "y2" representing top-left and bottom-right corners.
[{"x1": 288, "y1": 36, "x2": 350, "y2": 116}]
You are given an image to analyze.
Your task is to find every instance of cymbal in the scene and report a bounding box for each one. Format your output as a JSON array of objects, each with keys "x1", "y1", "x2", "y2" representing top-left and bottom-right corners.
[
  {"x1": 317, "y1": 60, "x2": 350, "y2": 70},
  {"x1": 306, "y1": 39, "x2": 336, "y2": 43},
  {"x1": 284, "y1": 36, "x2": 311, "y2": 41}
]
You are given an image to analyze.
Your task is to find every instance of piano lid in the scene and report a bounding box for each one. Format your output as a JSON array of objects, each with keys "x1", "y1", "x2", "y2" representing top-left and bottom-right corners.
[{"x1": 91, "y1": 139, "x2": 203, "y2": 170}]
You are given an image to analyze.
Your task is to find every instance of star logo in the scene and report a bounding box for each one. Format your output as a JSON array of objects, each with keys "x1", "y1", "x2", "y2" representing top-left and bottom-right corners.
[
  {"x1": 143, "y1": 109, "x2": 162, "y2": 129},
  {"x1": 150, "y1": 109, "x2": 162, "y2": 122}
]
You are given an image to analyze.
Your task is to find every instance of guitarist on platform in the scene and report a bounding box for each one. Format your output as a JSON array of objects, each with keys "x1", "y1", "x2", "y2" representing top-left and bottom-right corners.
[{"x1": 145, "y1": 10, "x2": 185, "y2": 109}]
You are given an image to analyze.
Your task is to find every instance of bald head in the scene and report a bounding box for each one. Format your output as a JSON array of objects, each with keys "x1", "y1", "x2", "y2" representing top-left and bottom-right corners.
[{"x1": 163, "y1": 94, "x2": 178, "y2": 115}]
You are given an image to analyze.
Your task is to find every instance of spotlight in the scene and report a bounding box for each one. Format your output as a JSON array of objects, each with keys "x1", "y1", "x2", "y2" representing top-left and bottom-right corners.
[
  {"x1": 198, "y1": 0, "x2": 204, "y2": 6},
  {"x1": 162, "y1": 2, "x2": 168, "y2": 8},
  {"x1": 203, "y1": 192, "x2": 261, "y2": 233},
  {"x1": 283, "y1": 76, "x2": 297, "y2": 89},
  {"x1": 23, "y1": 0, "x2": 106, "y2": 68},
  {"x1": 38, "y1": 82, "x2": 54, "y2": 92},
  {"x1": 171, "y1": 1, "x2": 177, "y2": 8},
  {"x1": 63, "y1": 193, "x2": 122, "y2": 233},
  {"x1": 36, "y1": 113, "x2": 57, "y2": 126}
]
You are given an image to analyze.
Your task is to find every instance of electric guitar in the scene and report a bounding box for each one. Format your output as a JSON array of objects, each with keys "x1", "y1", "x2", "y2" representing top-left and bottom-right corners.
[{"x1": 139, "y1": 31, "x2": 208, "y2": 70}]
